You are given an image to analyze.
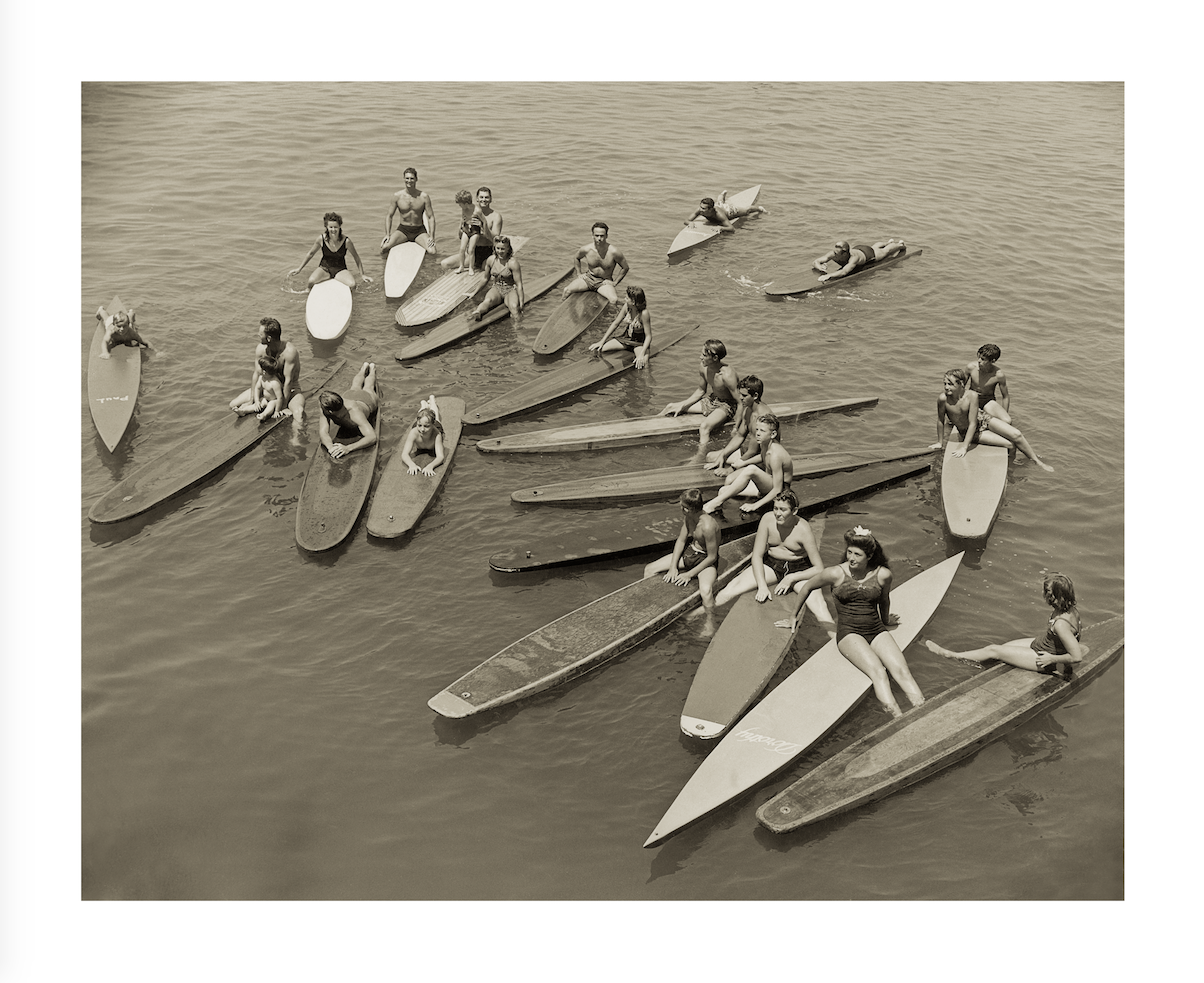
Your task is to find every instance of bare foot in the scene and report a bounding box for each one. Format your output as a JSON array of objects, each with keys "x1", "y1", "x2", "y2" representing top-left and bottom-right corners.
[
  {"x1": 773, "y1": 618, "x2": 797, "y2": 631},
  {"x1": 1035, "y1": 460, "x2": 1055, "y2": 472}
]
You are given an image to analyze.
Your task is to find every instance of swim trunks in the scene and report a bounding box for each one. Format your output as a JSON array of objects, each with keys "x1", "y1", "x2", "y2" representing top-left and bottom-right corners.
[
  {"x1": 700, "y1": 394, "x2": 737, "y2": 420},
  {"x1": 579, "y1": 270, "x2": 615, "y2": 292},
  {"x1": 832, "y1": 570, "x2": 887, "y2": 643},
  {"x1": 473, "y1": 238, "x2": 494, "y2": 266},
  {"x1": 853, "y1": 244, "x2": 877, "y2": 265},
  {"x1": 764, "y1": 553, "x2": 810, "y2": 581},
  {"x1": 342, "y1": 386, "x2": 379, "y2": 419},
  {"x1": 397, "y1": 223, "x2": 426, "y2": 241}
]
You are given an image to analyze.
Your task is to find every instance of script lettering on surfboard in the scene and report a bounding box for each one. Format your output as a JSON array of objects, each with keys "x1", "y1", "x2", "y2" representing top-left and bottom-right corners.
[
  {"x1": 94, "y1": 395, "x2": 131, "y2": 403},
  {"x1": 732, "y1": 729, "x2": 802, "y2": 756}
]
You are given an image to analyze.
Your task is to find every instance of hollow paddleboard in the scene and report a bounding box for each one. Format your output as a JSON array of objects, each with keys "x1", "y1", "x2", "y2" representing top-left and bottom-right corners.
[
  {"x1": 396, "y1": 267, "x2": 572, "y2": 362},
  {"x1": 757, "y1": 616, "x2": 1124, "y2": 833},
  {"x1": 87, "y1": 320, "x2": 141, "y2": 453},
  {"x1": 427, "y1": 535, "x2": 758, "y2": 720},
  {"x1": 488, "y1": 457, "x2": 931, "y2": 573},
  {"x1": 531, "y1": 291, "x2": 609, "y2": 355},
  {"x1": 88, "y1": 360, "x2": 345, "y2": 525},
  {"x1": 465, "y1": 322, "x2": 699, "y2": 426},
  {"x1": 941, "y1": 433, "x2": 1011, "y2": 539},
  {"x1": 366, "y1": 397, "x2": 465, "y2": 538},
  {"x1": 510, "y1": 448, "x2": 934, "y2": 506},
  {"x1": 765, "y1": 246, "x2": 922, "y2": 297},
  {"x1": 306, "y1": 279, "x2": 354, "y2": 340},
  {"x1": 644, "y1": 552, "x2": 964, "y2": 848},
  {"x1": 668, "y1": 185, "x2": 761, "y2": 257},
  {"x1": 475, "y1": 396, "x2": 878, "y2": 454},
  {"x1": 395, "y1": 235, "x2": 529, "y2": 327}
]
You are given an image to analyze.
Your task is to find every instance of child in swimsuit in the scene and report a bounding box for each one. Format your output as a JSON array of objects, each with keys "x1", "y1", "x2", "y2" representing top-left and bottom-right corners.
[
  {"x1": 95, "y1": 297, "x2": 149, "y2": 358},
  {"x1": 924, "y1": 572, "x2": 1084, "y2": 677},
  {"x1": 446, "y1": 190, "x2": 484, "y2": 274},
  {"x1": 400, "y1": 396, "x2": 445, "y2": 477},
  {"x1": 232, "y1": 354, "x2": 286, "y2": 421}
]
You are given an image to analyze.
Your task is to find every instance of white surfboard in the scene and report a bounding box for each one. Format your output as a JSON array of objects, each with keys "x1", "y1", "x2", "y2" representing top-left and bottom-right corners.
[
  {"x1": 306, "y1": 279, "x2": 354, "y2": 340},
  {"x1": 384, "y1": 215, "x2": 430, "y2": 299}
]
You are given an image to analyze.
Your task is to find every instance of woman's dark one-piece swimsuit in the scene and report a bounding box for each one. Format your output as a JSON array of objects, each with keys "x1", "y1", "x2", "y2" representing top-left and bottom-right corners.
[{"x1": 832, "y1": 569, "x2": 887, "y2": 643}]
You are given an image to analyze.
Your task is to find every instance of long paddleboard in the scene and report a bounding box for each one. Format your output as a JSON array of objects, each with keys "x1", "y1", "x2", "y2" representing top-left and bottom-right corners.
[
  {"x1": 383, "y1": 242, "x2": 426, "y2": 300},
  {"x1": 941, "y1": 434, "x2": 1011, "y2": 539},
  {"x1": 531, "y1": 291, "x2": 609, "y2": 355},
  {"x1": 88, "y1": 360, "x2": 345, "y2": 525},
  {"x1": 366, "y1": 397, "x2": 465, "y2": 538},
  {"x1": 475, "y1": 396, "x2": 878, "y2": 454},
  {"x1": 764, "y1": 246, "x2": 922, "y2": 297},
  {"x1": 465, "y1": 322, "x2": 699, "y2": 426},
  {"x1": 511, "y1": 448, "x2": 933, "y2": 506},
  {"x1": 306, "y1": 279, "x2": 354, "y2": 340},
  {"x1": 87, "y1": 319, "x2": 141, "y2": 453},
  {"x1": 757, "y1": 616, "x2": 1124, "y2": 833},
  {"x1": 489, "y1": 457, "x2": 932, "y2": 573},
  {"x1": 668, "y1": 185, "x2": 762, "y2": 257},
  {"x1": 428, "y1": 535, "x2": 760, "y2": 719},
  {"x1": 295, "y1": 367, "x2": 381, "y2": 552},
  {"x1": 395, "y1": 235, "x2": 529, "y2": 326},
  {"x1": 644, "y1": 552, "x2": 964, "y2": 848},
  {"x1": 681, "y1": 517, "x2": 829, "y2": 741},
  {"x1": 396, "y1": 267, "x2": 572, "y2": 362}
]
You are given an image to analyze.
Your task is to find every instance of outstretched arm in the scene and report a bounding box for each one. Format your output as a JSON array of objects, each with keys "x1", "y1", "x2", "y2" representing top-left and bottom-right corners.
[
  {"x1": 591, "y1": 301, "x2": 628, "y2": 352},
  {"x1": 345, "y1": 239, "x2": 371, "y2": 282},
  {"x1": 813, "y1": 250, "x2": 835, "y2": 273},
  {"x1": 290, "y1": 236, "x2": 321, "y2": 275}
]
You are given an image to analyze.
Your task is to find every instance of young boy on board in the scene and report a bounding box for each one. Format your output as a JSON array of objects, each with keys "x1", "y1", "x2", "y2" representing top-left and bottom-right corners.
[
  {"x1": 965, "y1": 343, "x2": 1012, "y2": 423},
  {"x1": 704, "y1": 374, "x2": 766, "y2": 474},
  {"x1": 703, "y1": 412, "x2": 794, "y2": 515},
  {"x1": 931, "y1": 367, "x2": 1053, "y2": 471},
  {"x1": 660, "y1": 339, "x2": 740, "y2": 456},
  {"x1": 644, "y1": 488, "x2": 723, "y2": 637},
  {"x1": 684, "y1": 192, "x2": 769, "y2": 231},
  {"x1": 232, "y1": 354, "x2": 286, "y2": 421},
  {"x1": 95, "y1": 299, "x2": 149, "y2": 358}
]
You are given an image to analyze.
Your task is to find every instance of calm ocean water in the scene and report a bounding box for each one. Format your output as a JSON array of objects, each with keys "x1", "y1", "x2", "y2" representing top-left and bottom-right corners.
[{"x1": 79, "y1": 82, "x2": 1123, "y2": 906}]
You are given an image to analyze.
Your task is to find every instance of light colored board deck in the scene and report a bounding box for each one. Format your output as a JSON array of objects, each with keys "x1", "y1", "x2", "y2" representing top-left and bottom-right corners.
[
  {"x1": 87, "y1": 321, "x2": 141, "y2": 453},
  {"x1": 531, "y1": 291, "x2": 609, "y2": 355},
  {"x1": 395, "y1": 235, "x2": 529, "y2": 326},
  {"x1": 941, "y1": 436, "x2": 1010, "y2": 539},
  {"x1": 764, "y1": 246, "x2": 922, "y2": 296},
  {"x1": 668, "y1": 185, "x2": 761, "y2": 256},
  {"x1": 383, "y1": 240, "x2": 427, "y2": 300},
  {"x1": 305, "y1": 279, "x2": 354, "y2": 340}
]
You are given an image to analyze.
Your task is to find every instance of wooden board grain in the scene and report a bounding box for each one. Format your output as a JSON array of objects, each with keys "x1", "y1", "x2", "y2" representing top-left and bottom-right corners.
[
  {"x1": 668, "y1": 185, "x2": 761, "y2": 257},
  {"x1": 531, "y1": 290, "x2": 609, "y2": 355},
  {"x1": 395, "y1": 235, "x2": 529, "y2": 326},
  {"x1": 764, "y1": 246, "x2": 922, "y2": 297},
  {"x1": 941, "y1": 437, "x2": 1010, "y2": 539},
  {"x1": 757, "y1": 616, "x2": 1124, "y2": 833},
  {"x1": 87, "y1": 321, "x2": 141, "y2": 453},
  {"x1": 305, "y1": 278, "x2": 354, "y2": 339}
]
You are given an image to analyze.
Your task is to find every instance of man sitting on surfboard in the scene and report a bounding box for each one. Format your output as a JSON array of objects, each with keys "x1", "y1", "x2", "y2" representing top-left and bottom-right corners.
[
  {"x1": 95, "y1": 299, "x2": 149, "y2": 358},
  {"x1": 703, "y1": 374, "x2": 766, "y2": 475},
  {"x1": 229, "y1": 317, "x2": 304, "y2": 422},
  {"x1": 563, "y1": 222, "x2": 629, "y2": 304},
  {"x1": 382, "y1": 167, "x2": 436, "y2": 255},
  {"x1": 317, "y1": 362, "x2": 379, "y2": 461},
  {"x1": 684, "y1": 191, "x2": 768, "y2": 231},
  {"x1": 643, "y1": 488, "x2": 723, "y2": 637},
  {"x1": 931, "y1": 367, "x2": 1053, "y2": 471},
  {"x1": 812, "y1": 239, "x2": 906, "y2": 282},
  {"x1": 965, "y1": 343, "x2": 1012, "y2": 424},
  {"x1": 660, "y1": 339, "x2": 740, "y2": 455},
  {"x1": 441, "y1": 187, "x2": 503, "y2": 274}
]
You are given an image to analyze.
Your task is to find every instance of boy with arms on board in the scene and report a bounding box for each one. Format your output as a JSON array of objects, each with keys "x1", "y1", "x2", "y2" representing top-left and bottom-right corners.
[
  {"x1": 812, "y1": 239, "x2": 906, "y2": 282},
  {"x1": 931, "y1": 367, "x2": 1053, "y2": 471},
  {"x1": 644, "y1": 488, "x2": 723, "y2": 637},
  {"x1": 660, "y1": 339, "x2": 740, "y2": 456},
  {"x1": 382, "y1": 167, "x2": 437, "y2": 255},
  {"x1": 95, "y1": 298, "x2": 149, "y2": 358},
  {"x1": 704, "y1": 374, "x2": 766, "y2": 474},
  {"x1": 229, "y1": 317, "x2": 304, "y2": 422},
  {"x1": 441, "y1": 187, "x2": 502, "y2": 273},
  {"x1": 563, "y1": 221, "x2": 630, "y2": 304},
  {"x1": 965, "y1": 343, "x2": 1012, "y2": 423},
  {"x1": 703, "y1": 412, "x2": 794, "y2": 515},
  {"x1": 317, "y1": 361, "x2": 379, "y2": 460},
  {"x1": 684, "y1": 191, "x2": 769, "y2": 231}
]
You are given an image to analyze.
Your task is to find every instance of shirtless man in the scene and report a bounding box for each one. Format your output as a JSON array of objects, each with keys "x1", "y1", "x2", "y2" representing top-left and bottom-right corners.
[
  {"x1": 563, "y1": 222, "x2": 629, "y2": 304},
  {"x1": 703, "y1": 412, "x2": 794, "y2": 515},
  {"x1": 660, "y1": 339, "x2": 740, "y2": 454},
  {"x1": 382, "y1": 167, "x2": 436, "y2": 255},
  {"x1": 684, "y1": 191, "x2": 768, "y2": 231},
  {"x1": 643, "y1": 488, "x2": 723, "y2": 636},
  {"x1": 95, "y1": 299, "x2": 149, "y2": 358},
  {"x1": 966, "y1": 343, "x2": 1012, "y2": 423},
  {"x1": 704, "y1": 374, "x2": 766, "y2": 474},
  {"x1": 228, "y1": 317, "x2": 304, "y2": 422},
  {"x1": 931, "y1": 367, "x2": 1053, "y2": 471},
  {"x1": 441, "y1": 187, "x2": 502, "y2": 272},
  {"x1": 317, "y1": 361, "x2": 379, "y2": 460},
  {"x1": 813, "y1": 238, "x2": 906, "y2": 282}
]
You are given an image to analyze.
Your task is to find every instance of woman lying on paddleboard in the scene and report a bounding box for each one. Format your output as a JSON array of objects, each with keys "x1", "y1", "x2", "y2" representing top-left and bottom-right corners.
[
  {"x1": 290, "y1": 211, "x2": 370, "y2": 288},
  {"x1": 400, "y1": 396, "x2": 445, "y2": 477},
  {"x1": 923, "y1": 573, "x2": 1084, "y2": 676},
  {"x1": 472, "y1": 237, "x2": 525, "y2": 320},
  {"x1": 589, "y1": 285, "x2": 652, "y2": 369},
  {"x1": 774, "y1": 525, "x2": 924, "y2": 719}
]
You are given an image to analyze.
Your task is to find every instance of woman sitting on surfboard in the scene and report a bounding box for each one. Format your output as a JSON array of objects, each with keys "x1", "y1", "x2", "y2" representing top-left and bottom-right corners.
[
  {"x1": 399, "y1": 396, "x2": 446, "y2": 477},
  {"x1": 774, "y1": 526, "x2": 925, "y2": 719},
  {"x1": 472, "y1": 237, "x2": 525, "y2": 321},
  {"x1": 924, "y1": 573, "x2": 1084, "y2": 677},
  {"x1": 589, "y1": 285, "x2": 653, "y2": 369},
  {"x1": 231, "y1": 354, "x2": 286, "y2": 421},
  {"x1": 702, "y1": 413, "x2": 792, "y2": 516},
  {"x1": 289, "y1": 211, "x2": 370, "y2": 288}
]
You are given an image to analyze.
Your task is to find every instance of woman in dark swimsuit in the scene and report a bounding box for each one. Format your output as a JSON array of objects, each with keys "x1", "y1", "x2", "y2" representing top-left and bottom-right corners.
[
  {"x1": 290, "y1": 211, "x2": 369, "y2": 288},
  {"x1": 924, "y1": 573, "x2": 1084, "y2": 676},
  {"x1": 472, "y1": 236, "x2": 525, "y2": 320},
  {"x1": 589, "y1": 285, "x2": 653, "y2": 368},
  {"x1": 774, "y1": 525, "x2": 924, "y2": 718}
]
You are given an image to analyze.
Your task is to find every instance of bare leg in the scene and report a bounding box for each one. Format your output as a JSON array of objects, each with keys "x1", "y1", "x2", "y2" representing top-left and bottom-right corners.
[
  {"x1": 712, "y1": 566, "x2": 763, "y2": 607},
  {"x1": 871, "y1": 633, "x2": 924, "y2": 708},
  {"x1": 697, "y1": 567, "x2": 718, "y2": 637},
  {"x1": 334, "y1": 270, "x2": 357, "y2": 288},
  {"x1": 361, "y1": 362, "x2": 377, "y2": 396},
  {"x1": 562, "y1": 276, "x2": 590, "y2": 298},
  {"x1": 703, "y1": 465, "x2": 769, "y2": 513},
  {"x1": 308, "y1": 267, "x2": 332, "y2": 287},
  {"x1": 837, "y1": 634, "x2": 903, "y2": 717},
  {"x1": 984, "y1": 418, "x2": 1053, "y2": 470},
  {"x1": 925, "y1": 637, "x2": 1039, "y2": 670},
  {"x1": 643, "y1": 553, "x2": 674, "y2": 579}
]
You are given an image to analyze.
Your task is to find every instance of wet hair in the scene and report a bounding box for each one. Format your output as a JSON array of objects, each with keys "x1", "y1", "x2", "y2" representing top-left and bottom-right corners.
[
  {"x1": 318, "y1": 390, "x2": 345, "y2": 414},
  {"x1": 944, "y1": 366, "x2": 970, "y2": 385},
  {"x1": 844, "y1": 527, "x2": 889, "y2": 569},
  {"x1": 323, "y1": 212, "x2": 343, "y2": 240},
  {"x1": 404, "y1": 167, "x2": 418, "y2": 180},
  {"x1": 477, "y1": 186, "x2": 492, "y2": 197},
  {"x1": 977, "y1": 343, "x2": 1001, "y2": 361},
  {"x1": 1043, "y1": 572, "x2": 1076, "y2": 613},
  {"x1": 493, "y1": 236, "x2": 513, "y2": 259},
  {"x1": 679, "y1": 488, "x2": 704, "y2": 512},
  {"x1": 625, "y1": 285, "x2": 647, "y2": 310},
  {"x1": 703, "y1": 339, "x2": 727, "y2": 360},
  {"x1": 738, "y1": 374, "x2": 764, "y2": 400},
  {"x1": 700, "y1": 197, "x2": 715, "y2": 208},
  {"x1": 454, "y1": 190, "x2": 472, "y2": 205},
  {"x1": 774, "y1": 489, "x2": 799, "y2": 510},
  {"x1": 834, "y1": 240, "x2": 850, "y2": 251},
  {"x1": 414, "y1": 407, "x2": 444, "y2": 434},
  {"x1": 257, "y1": 354, "x2": 282, "y2": 379},
  {"x1": 756, "y1": 412, "x2": 781, "y2": 440},
  {"x1": 259, "y1": 317, "x2": 282, "y2": 341},
  {"x1": 592, "y1": 221, "x2": 609, "y2": 234}
]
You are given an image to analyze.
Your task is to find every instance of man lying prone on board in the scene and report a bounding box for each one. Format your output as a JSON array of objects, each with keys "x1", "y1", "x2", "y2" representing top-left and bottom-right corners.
[
  {"x1": 684, "y1": 192, "x2": 768, "y2": 231},
  {"x1": 812, "y1": 239, "x2": 906, "y2": 282}
]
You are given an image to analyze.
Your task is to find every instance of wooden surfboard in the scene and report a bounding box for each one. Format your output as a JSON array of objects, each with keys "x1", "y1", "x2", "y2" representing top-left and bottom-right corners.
[
  {"x1": 383, "y1": 241, "x2": 427, "y2": 300},
  {"x1": 295, "y1": 366, "x2": 381, "y2": 552},
  {"x1": 680, "y1": 517, "x2": 829, "y2": 741},
  {"x1": 510, "y1": 448, "x2": 934, "y2": 506},
  {"x1": 475, "y1": 396, "x2": 878, "y2": 454},
  {"x1": 396, "y1": 267, "x2": 572, "y2": 362},
  {"x1": 427, "y1": 535, "x2": 760, "y2": 719},
  {"x1": 757, "y1": 616, "x2": 1124, "y2": 833},
  {"x1": 306, "y1": 279, "x2": 354, "y2": 340},
  {"x1": 87, "y1": 319, "x2": 141, "y2": 453},
  {"x1": 643, "y1": 552, "x2": 964, "y2": 848},
  {"x1": 488, "y1": 457, "x2": 932, "y2": 573},
  {"x1": 366, "y1": 397, "x2": 465, "y2": 538},
  {"x1": 465, "y1": 322, "x2": 700, "y2": 426},
  {"x1": 395, "y1": 235, "x2": 529, "y2": 326},
  {"x1": 531, "y1": 291, "x2": 609, "y2": 355},
  {"x1": 668, "y1": 185, "x2": 762, "y2": 257},
  {"x1": 764, "y1": 246, "x2": 922, "y2": 297},
  {"x1": 88, "y1": 360, "x2": 345, "y2": 525},
  {"x1": 941, "y1": 433, "x2": 1011, "y2": 539}
]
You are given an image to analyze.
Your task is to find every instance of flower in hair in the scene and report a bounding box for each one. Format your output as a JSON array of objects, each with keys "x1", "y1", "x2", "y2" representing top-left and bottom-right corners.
[{"x1": 853, "y1": 525, "x2": 872, "y2": 537}]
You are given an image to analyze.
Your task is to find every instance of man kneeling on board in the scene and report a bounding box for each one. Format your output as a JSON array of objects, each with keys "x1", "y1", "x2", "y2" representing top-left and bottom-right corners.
[
  {"x1": 644, "y1": 489, "x2": 722, "y2": 636},
  {"x1": 812, "y1": 239, "x2": 906, "y2": 282}
]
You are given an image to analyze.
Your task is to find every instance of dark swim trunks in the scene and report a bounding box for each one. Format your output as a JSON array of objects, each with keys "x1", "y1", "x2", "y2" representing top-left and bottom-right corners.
[
  {"x1": 765, "y1": 554, "x2": 810, "y2": 580},
  {"x1": 398, "y1": 223, "x2": 425, "y2": 241}
]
